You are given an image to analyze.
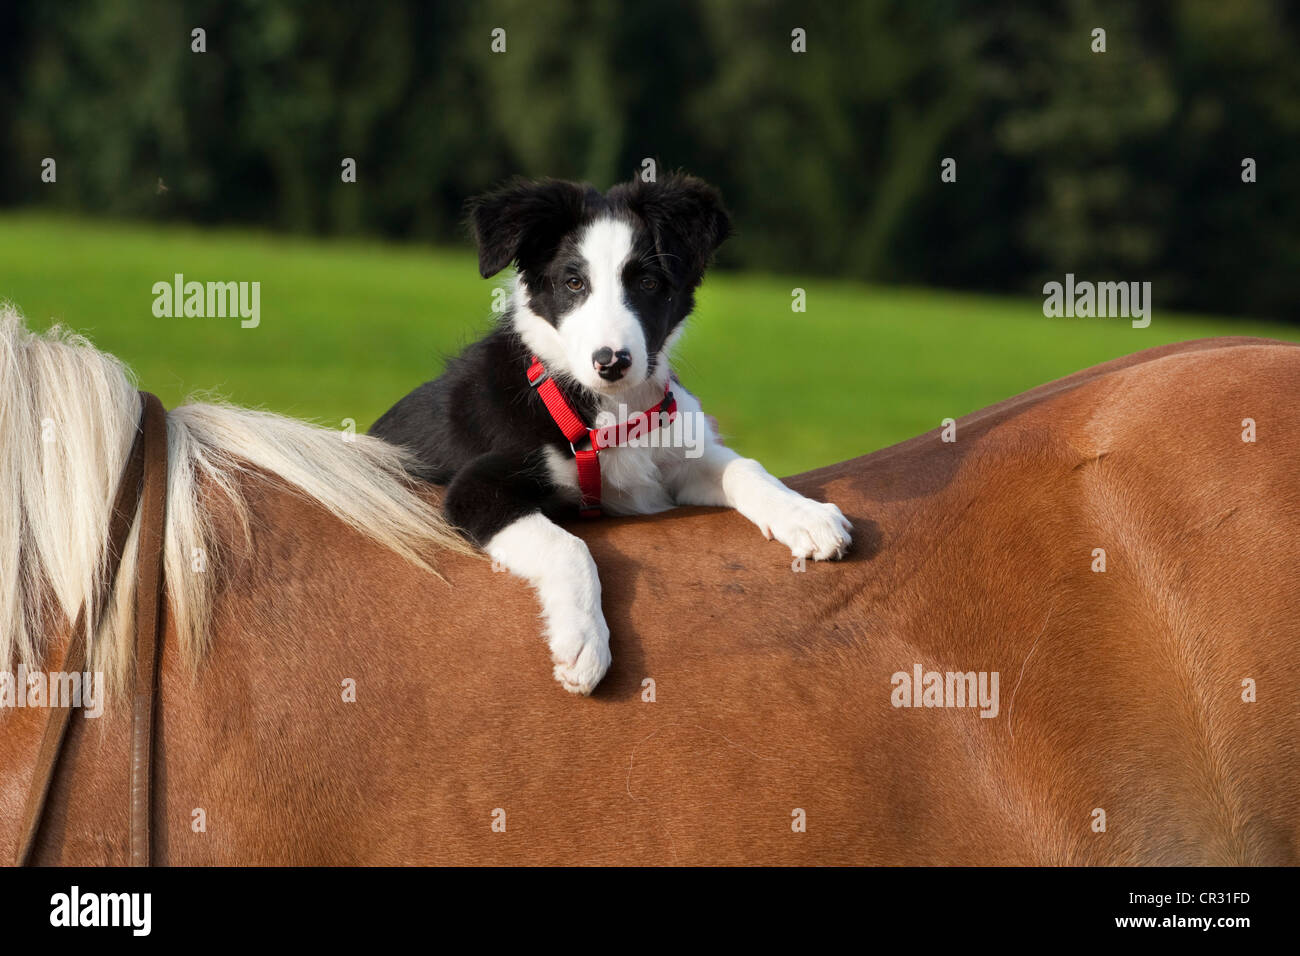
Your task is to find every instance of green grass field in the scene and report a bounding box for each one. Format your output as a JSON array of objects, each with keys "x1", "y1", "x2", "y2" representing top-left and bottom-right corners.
[{"x1": 3, "y1": 212, "x2": 1296, "y2": 475}]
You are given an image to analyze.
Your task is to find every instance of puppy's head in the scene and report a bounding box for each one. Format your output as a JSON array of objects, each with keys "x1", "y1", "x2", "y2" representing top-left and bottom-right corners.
[{"x1": 470, "y1": 173, "x2": 730, "y2": 394}]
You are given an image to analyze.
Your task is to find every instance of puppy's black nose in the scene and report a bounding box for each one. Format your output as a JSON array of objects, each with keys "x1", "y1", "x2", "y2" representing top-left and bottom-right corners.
[{"x1": 592, "y1": 348, "x2": 633, "y2": 381}]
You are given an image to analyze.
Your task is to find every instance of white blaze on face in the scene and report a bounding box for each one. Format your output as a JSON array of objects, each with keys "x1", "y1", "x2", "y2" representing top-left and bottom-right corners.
[{"x1": 560, "y1": 217, "x2": 645, "y2": 391}]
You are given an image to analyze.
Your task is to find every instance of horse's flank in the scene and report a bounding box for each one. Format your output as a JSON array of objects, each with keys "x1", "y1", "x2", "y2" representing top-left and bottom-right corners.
[{"x1": 2, "y1": 306, "x2": 1297, "y2": 864}]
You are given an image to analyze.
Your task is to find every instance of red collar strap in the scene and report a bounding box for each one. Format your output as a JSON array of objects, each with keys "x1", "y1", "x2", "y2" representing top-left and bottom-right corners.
[{"x1": 527, "y1": 355, "x2": 677, "y2": 517}]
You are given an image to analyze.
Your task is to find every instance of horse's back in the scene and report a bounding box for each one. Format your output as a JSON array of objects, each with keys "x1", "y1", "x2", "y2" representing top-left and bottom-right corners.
[
  {"x1": 145, "y1": 338, "x2": 1300, "y2": 864},
  {"x1": 796, "y1": 340, "x2": 1300, "y2": 864}
]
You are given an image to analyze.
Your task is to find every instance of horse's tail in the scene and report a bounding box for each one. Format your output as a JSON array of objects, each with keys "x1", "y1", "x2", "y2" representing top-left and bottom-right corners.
[{"x1": 0, "y1": 305, "x2": 472, "y2": 692}]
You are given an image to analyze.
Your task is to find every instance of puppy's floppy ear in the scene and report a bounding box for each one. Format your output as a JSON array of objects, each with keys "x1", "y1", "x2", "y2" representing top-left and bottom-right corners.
[
  {"x1": 621, "y1": 173, "x2": 731, "y2": 286},
  {"x1": 467, "y1": 179, "x2": 587, "y2": 279}
]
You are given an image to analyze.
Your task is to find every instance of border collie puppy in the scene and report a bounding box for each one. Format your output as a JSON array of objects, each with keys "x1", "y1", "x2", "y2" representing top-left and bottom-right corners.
[{"x1": 371, "y1": 174, "x2": 851, "y2": 695}]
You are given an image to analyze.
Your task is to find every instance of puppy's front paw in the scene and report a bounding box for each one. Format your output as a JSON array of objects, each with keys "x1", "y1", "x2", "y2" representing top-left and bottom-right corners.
[
  {"x1": 547, "y1": 612, "x2": 612, "y2": 696},
  {"x1": 763, "y1": 497, "x2": 853, "y2": 561}
]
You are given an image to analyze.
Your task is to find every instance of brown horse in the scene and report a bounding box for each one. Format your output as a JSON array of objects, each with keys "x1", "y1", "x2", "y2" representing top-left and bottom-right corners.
[{"x1": 2, "y1": 308, "x2": 1297, "y2": 865}]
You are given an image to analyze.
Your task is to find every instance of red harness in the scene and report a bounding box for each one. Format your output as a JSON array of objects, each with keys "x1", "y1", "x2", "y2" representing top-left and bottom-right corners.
[{"x1": 527, "y1": 356, "x2": 677, "y2": 517}]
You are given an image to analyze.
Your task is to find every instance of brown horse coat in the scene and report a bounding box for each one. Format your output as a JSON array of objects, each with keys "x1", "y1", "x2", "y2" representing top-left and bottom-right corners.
[{"x1": 5, "y1": 337, "x2": 1298, "y2": 864}]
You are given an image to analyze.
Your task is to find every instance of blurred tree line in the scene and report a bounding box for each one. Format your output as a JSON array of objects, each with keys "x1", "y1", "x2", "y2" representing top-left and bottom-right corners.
[{"x1": 2, "y1": 0, "x2": 1296, "y2": 319}]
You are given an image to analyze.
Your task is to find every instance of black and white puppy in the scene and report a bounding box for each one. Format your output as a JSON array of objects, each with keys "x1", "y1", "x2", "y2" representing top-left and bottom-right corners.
[{"x1": 371, "y1": 174, "x2": 851, "y2": 694}]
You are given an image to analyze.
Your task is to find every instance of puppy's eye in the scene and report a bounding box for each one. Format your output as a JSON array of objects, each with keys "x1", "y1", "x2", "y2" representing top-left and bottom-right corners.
[
  {"x1": 639, "y1": 276, "x2": 659, "y2": 292},
  {"x1": 565, "y1": 276, "x2": 585, "y2": 292}
]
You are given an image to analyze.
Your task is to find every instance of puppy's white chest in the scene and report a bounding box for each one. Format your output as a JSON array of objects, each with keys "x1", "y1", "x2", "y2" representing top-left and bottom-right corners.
[
  {"x1": 542, "y1": 441, "x2": 679, "y2": 515},
  {"x1": 598, "y1": 441, "x2": 680, "y2": 514},
  {"x1": 539, "y1": 379, "x2": 710, "y2": 516}
]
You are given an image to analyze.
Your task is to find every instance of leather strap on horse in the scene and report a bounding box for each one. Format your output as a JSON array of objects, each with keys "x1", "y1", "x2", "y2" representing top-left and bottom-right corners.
[
  {"x1": 130, "y1": 391, "x2": 168, "y2": 866},
  {"x1": 13, "y1": 391, "x2": 168, "y2": 867}
]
